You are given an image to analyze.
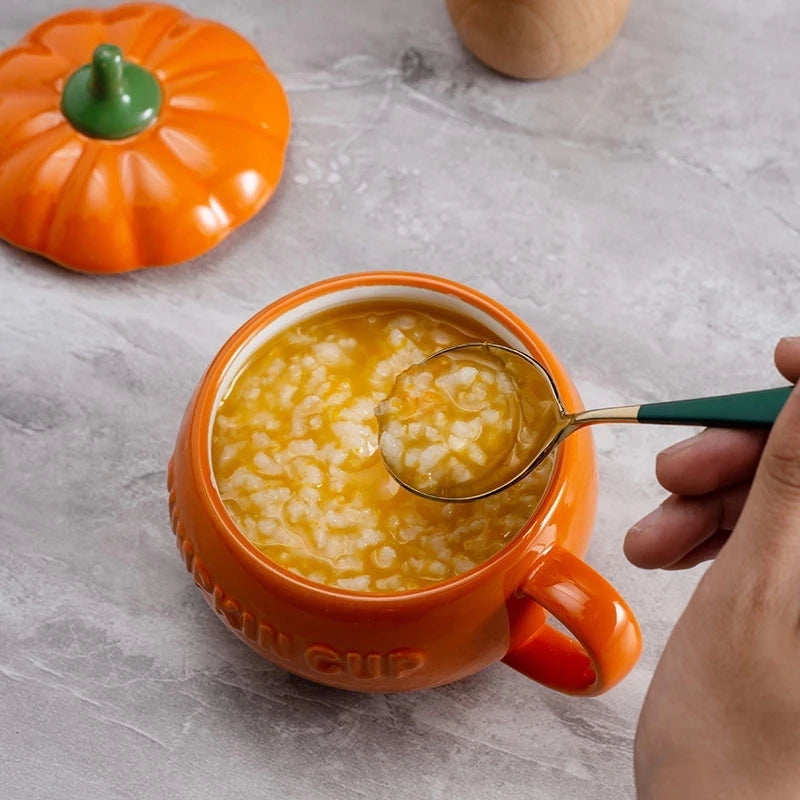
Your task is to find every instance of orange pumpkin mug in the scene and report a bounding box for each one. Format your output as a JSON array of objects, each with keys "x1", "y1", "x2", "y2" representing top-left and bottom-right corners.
[{"x1": 168, "y1": 272, "x2": 642, "y2": 694}]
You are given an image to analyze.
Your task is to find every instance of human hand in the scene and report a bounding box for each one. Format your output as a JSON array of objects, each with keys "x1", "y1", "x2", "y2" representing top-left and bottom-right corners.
[
  {"x1": 625, "y1": 338, "x2": 800, "y2": 570},
  {"x1": 631, "y1": 338, "x2": 800, "y2": 798}
]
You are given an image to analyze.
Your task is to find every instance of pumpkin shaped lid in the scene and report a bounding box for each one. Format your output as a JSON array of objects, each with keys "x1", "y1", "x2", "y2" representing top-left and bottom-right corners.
[{"x1": 0, "y1": 2, "x2": 291, "y2": 274}]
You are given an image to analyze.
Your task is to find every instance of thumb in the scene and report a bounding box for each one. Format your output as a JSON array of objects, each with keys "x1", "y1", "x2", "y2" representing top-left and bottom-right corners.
[{"x1": 733, "y1": 380, "x2": 800, "y2": 560}]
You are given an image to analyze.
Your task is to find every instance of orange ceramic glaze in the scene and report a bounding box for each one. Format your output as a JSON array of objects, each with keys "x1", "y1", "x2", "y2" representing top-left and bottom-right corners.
[
  {"x1": 168, "y1": 273, "x2": 642, "y2": 694},
  {"x1": 0, "y1": 2, "x2": 290, "y2": 273}
]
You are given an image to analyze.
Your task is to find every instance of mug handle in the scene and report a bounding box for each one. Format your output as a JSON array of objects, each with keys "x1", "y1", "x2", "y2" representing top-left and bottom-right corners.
[{"x1": 502, "y1": 542, "x2": 642, "y2": 696}]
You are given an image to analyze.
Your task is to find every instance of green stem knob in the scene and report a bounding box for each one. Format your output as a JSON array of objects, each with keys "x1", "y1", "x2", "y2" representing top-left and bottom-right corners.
[{"x1": 61, "y1": 44, "x2": 162, "y2": 140}]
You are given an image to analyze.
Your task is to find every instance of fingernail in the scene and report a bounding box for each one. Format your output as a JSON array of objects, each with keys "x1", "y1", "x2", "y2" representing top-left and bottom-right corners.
[
  {"x1": 629, "y1": 507, "x2": 662, "y2": 534},
  {"x1": 660, "y1": 433, "x2": 702, "y2": 457},
  {"x1": 779, "y1": 336, "x2": 800, "y2": 344}
]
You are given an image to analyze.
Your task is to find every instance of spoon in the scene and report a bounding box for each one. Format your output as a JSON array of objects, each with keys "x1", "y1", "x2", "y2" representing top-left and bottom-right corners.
[{"x1": 375, "y1": 343, "x2": 793, "y2": 502}]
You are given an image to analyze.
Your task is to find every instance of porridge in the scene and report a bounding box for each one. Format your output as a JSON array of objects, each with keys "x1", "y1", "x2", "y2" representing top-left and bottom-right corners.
[
  {"x1": 211, "y1": 302, "x2": 555, "y2": 593},
  {"x1": 376, "y1": 345, "x2": 561, "y2": 499}
]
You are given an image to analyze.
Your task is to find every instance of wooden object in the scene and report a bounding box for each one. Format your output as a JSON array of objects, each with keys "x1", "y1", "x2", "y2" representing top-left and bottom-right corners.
[{"x1": 446, "y1": 0, "x2": 632, "y2": 80}]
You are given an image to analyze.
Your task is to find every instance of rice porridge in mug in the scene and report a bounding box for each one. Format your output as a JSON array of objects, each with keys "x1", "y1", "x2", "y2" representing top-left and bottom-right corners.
[{"x1": 211, "y1": 302, "x2": 555, "y2": 593}]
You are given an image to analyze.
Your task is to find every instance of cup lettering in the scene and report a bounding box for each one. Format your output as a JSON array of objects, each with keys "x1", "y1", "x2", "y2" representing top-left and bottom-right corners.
[
  {"x1": 257, "y1": 622, "x2": 292, "y2": 659},
  {"x1": 388, "y1": 648, "x2": 426, "y2": 678},
  {"x1": 305, "y1": 645, "x2": 425, "y2": 679},
  {"x1": 346, "y1": 651, "x2": 383, "y2": 679}
]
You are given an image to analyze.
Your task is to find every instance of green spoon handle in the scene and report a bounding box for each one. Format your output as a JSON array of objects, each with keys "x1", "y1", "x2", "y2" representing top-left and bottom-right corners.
[{"x1": 637, "y1": 386, "x2": 793, "y2": 428}]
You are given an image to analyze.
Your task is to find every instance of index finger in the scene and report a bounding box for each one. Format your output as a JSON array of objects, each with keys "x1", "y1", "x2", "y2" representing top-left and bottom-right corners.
[
  {"x1": 775, "y1": 337, "x2": 800, "y2": 383},
  {"x1": 656, "y1": 428, "x2": 766, "y2": 496}
]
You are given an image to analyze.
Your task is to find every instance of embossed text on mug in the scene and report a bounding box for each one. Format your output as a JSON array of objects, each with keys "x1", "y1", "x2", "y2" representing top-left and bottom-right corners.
[{"x1": 305, "y1": 644, "x2": 426, "y2": 679}]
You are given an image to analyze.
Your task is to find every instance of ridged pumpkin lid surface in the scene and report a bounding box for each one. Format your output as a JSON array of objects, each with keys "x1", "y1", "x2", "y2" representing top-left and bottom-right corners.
[{"x1": 0, "y1": 2, "x2": 291, "y2": 273}]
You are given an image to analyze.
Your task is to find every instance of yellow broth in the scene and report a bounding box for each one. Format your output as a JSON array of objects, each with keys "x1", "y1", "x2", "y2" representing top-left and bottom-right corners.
[{"x1": 211, "y1": 302, "x2": 555, "y2": 593}]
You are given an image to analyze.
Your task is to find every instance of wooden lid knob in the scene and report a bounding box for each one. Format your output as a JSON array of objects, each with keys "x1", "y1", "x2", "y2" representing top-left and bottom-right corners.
[{"x1": 446, "y1": 0, "x2": 632, "y2": 80}]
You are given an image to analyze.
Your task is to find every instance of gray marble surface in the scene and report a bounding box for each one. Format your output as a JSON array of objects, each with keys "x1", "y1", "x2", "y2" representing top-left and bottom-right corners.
[{"x1": 2, "y1": 0, "x2": 799, "y2": 798}]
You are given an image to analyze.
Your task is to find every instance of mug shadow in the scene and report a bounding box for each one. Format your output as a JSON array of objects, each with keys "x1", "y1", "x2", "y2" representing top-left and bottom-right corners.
[
  {"x1": 170, "y1": 585, "x2": 636, "y2": 796},
  {"x1": 191, "y1": 585, "x2": 497, "y2": 713},
  {"x1": 185, "y1": 584, "x2": 497, "y2": 724}
]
